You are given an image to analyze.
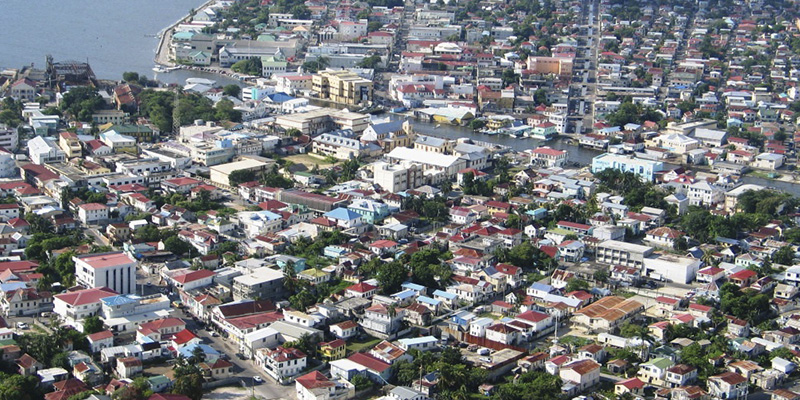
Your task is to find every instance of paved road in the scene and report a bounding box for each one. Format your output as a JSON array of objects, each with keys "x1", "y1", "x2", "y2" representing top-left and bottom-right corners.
[{"x1": 175, "y1": 307, "x2": 295, "y2": 400}]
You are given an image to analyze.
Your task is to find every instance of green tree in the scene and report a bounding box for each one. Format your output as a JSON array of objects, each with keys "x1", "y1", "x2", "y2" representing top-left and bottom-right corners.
[
  {"x1": 229, "y1": 169, "x2": 257, "y2": 186},
  {"x1": 60, "y1": 86, "x2": 105, "y2": 122},
  {"x1": 231, "y1": 57, "x2": 263, "y2": 75},
  {"x1": 25, "y1": 213, "x2": 53, "y2": 235},
  {"x1": 164, "y1": 236, "x2": 192, "y2": 257},
  {"x1": 773, "y1": 246, "x2": 795, "y2": 265},
  {"x1": 222, "y1": 84, "x2": 241, "y2": 97},
  {"x1": 469, "y1": 119, "x2": 486, "y2": 130},
  {"x1": 377, "y1": 260, "x2": 407, "y2": 294},
  {"x1": 82, "y1": 316, "x2": 104, "y2": 334},
  {"x1": 122, "y1": 72, "x2": 140, "y2": 83},
  {"x1": 564, "y1": 278, "x2": 589, "y2": 293},
  {"x1": 172, "y1": 357, "x2": 204, "y2": 400},
  {"x1": 357, "y1": 55, "x2": 383, "y2": 69},
  {"x1": 492, "y1": 370, "x2": 561, "y2": 400}
]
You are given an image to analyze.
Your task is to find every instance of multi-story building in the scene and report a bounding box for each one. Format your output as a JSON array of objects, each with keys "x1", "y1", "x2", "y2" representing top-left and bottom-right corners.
[
  {"x1": 591, "y1": 153, "x2": 664, "y2": 182},
  {"x1": 0, "y1": 125, "x2": 19, "y2": 151},
  {"x1": 312, "y1": 70, "x2": 373, "y2": 105},
  {"x1": 74, "y1": 252, "x2": 137, "y2": 295},
  {"x1": 53, "y1": 287, "x2": 118, "y2": 329},
  {"x1": 27, "y1": 136, "x2": 66, "y2": 165},
  {"x1": 59, "y1": 132, "x2": 83, "y2": 158},
  {"x1": 596, "y1": 240, "x2": 654, "y2": 269},
  {"x1": 232, "y1": 267, "x2": 285, "y2": 302},
  {"x1": 313, "y1": 129, "x2": 381, "y2": 160},
  {"x1": 77, "y1": 203, "x2": 109, "y2": 225},
  {"x1": 371, "y1": 161, "x2": 422, "y2": 193},
  {"x1": 257, "y1": 346, "x2": 307, "y2": 381}
]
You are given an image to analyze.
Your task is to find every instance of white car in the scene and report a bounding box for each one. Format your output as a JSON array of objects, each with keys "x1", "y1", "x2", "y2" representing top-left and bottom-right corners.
[
  {"x1": 16, "y1": 322, "x2": 28, "y2": 330},
  {"x1": 253, "y1": 375, "x2": 263, "y2": 384}
]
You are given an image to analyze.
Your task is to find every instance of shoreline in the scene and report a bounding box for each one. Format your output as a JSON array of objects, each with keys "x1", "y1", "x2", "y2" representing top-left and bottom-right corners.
[{"x1": 154, "y1": 0, "x2": 218, "y2": 68}]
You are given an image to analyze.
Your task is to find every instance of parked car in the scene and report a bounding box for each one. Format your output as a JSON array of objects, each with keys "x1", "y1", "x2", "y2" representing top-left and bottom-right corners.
[
  {"x1": 253, "y1": 375, "x2": 263, "y2": 384},
  {"x1": 16, "y1": 322, "x2": 28, "y2": 330},
  {"x1": 236, "y1": 353, "x2": 246, "y2": 360}
]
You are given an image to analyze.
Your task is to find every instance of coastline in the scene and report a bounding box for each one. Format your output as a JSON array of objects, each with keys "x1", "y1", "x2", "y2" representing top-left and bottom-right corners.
[{"x1": 154, "y1": 0, "x2": 218, "y2": 68}]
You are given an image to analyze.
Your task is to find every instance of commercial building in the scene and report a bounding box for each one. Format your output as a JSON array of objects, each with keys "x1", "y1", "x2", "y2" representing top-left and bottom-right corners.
[
  {"x1": 209, "y1": 157, "x2": 274, "y2": 187},
  {"x1": 274, "y1": 108, "x2": 369, "y2": 135},
  {"x1": 232, "y1": 267, "x2": 285, "y2": 302},
  {"x1": 278, "y1": 190, "x2": 347, "y2": 212},
  {"x1": 312, "y1": 70, "x2": 373, "y2": 106},
  {"x1": 642, "y1": 255, "x2": 702, "y2": 284},
  {"x1": 596, "y1": 240, "x2": 654, "y2": 269},
  {"x1": 371, "y1": 161, "x2": 422, "y2": 193},
  {"x1": 74, "y1": 252, "x2": 137, "y2": 295},
  {"x1": 27, "y1": 136, "x2": 66, "y2": 165},
  {"x1": 591, "y1": 153, "x2": 664, "y2": 182},
  {"x1": 385, "y1": 147, "x2": 467, "y2": 185}
]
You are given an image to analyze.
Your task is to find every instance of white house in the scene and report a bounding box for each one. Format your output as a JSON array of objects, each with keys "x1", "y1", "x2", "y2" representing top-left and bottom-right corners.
[
  {"x1": 77, "y1": 203, "x2": 109, "y2": 225},
  {"x1": 559, "y1": 359, "x2": 600, "y2": 394}
]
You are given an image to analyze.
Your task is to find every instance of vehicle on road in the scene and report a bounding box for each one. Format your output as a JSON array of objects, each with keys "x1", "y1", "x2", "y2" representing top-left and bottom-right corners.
[
  {"x1": 253, "y1": 375, "x2": 263, "y2": 384},
  {"x1": 16, "y1": 322, "x2": 28, "y2": 329},
  {"x1": 236, "y1": 353, "x2": 246, "y2": 360}
]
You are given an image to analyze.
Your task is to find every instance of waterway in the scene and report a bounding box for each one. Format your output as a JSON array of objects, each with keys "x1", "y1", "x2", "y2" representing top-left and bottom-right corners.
[
  {"x1": 0, "y1": 0, "x2": 204, "y2": 81},
  {"x1": 393, "y1": 115, "x2": 800, "y2": 192}
]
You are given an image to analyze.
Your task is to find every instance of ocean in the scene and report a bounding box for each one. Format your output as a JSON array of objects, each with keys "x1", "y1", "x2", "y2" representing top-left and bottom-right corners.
[{"x1": 0, "y1": 0, "x2": 204, "y2": 81}]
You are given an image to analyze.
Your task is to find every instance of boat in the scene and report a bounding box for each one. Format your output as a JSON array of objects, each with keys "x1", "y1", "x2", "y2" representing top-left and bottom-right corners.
[
  {"x1": 152, "y1": 65, "x2": 180, "y2": 73},
  {"x1": 434, "y1": 124, "x2": 441, "y2": 129}
]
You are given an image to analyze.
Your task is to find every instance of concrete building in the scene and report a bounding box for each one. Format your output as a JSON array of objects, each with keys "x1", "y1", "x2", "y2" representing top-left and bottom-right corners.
[
  {"x1": 596, "y1": 240, "x2": 654, "y2": 269},
  {"x1": 27, "y1": 137, "x2": 66, "y2": 165},
  {"x1": 209, "y1": 157, "x2": 274, "y2": 187},
  {"x1": 591, "y1": 153, "x2": 664, "y2": 182},
  {"x1": 231, "y1": 267, "x2": 285, "y2": 302},
  {"x1": 74, "y1": 252, "x2": 137, "y2": 295},
  {"x1": 312, "y1": 70, "x2": 373, "y2": 105}
]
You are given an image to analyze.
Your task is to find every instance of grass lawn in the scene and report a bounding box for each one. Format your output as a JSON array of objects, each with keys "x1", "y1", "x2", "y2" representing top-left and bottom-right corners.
[
  {"x1": 284, "y1": 153, "x2": 337, "y2": 168},
  {"x1": 478, "y1": 312, "x2": 500, "y2": 320},
  {"x1": 347, "y1": 336, "x2": 381, "y2": 354}
]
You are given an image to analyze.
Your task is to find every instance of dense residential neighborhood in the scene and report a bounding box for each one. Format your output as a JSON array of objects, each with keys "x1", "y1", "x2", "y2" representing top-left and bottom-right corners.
[{"x1": 3, "y1": 0, "x2": 800, "y2": 398}]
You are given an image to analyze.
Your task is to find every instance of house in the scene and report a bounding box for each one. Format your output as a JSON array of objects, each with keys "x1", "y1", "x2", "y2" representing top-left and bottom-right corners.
[
  {"x1": 330, "y1": 320, "x2": 359, "y2": 339},
  {"x1": 615, "y1": 377, "x2": 645, "y2": 397},
  {"x1": 559, "y1": 359, "x2": 600, "y2": 394},
  {"x1": 199, "y1": 359, "x2": 234, "y2": 380},
  {"x1": 330, "y1": 352, "x2": 392, "y2": 383},
  {"x1": 707, "y1": 372, "x2": 748, "y2": 400},
  {"x1": 345, "y1": 282, "x2": 377, "y2": 298},
  {"x1": 644, "y1": 227, "x2": 685, "y2": 249},
  {"x1": 86, "y1": 330, "x2": 114, "y2": 354},
  {"x1": 16, "y1": 353, "x2": 43, "y2": 376},
  {"x1": 257, "y1": 346, "x2": 307, "y2": 381},
  {"x1": 638, "y1": 357, "x2": 674, "y2": 385},
  {"x1": 369, "y1": 340, "x2": 411, "y2": 365},
  {"x1": 115, "y1": 357, "x2": 142, "y2": 379},
  {"x1": 665, "y1": 364, "x2": 697, "y2": 388},
  {"x1": 295, "y1": 371, "x2": 355, "y2": 400},
  {"x1": 318, "y1": 339, "x2": 346, "y2": 362}
]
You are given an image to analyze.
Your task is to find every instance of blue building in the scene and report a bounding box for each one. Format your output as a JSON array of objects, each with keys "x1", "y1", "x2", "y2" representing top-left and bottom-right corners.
[{"x1": 591, "y1": 153, "x2": 664, "y2": 182}]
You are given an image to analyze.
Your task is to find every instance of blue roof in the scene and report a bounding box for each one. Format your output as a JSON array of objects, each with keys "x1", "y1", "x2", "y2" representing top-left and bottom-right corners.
[
  {"x1": 370, "y1": 120, "x2": 404, "y2": 135},
  {"x1": 324, "y1": 207, "x2": 362, "y2": 221},
  {"x1": 433, "y1": 290, "x2": 456, "y2": 299},
  {"x1": 392, "y1": 289, "x2": 417, "y2": 300},
  {"x1": 0, "y1": 282, "x2": 26, "y2": 292},
  {"x1": 417, "y1": 296, "x2": 440, "y2": 306},
  {"x1": 266, "y1": 92, "x2": 295, "y2": 103},
  {"x1": 529, "y1": 282, "x2": 553, "y2": 292},
  {"x1": 178, "y1": 343, "x2": 219, "y2": 358},
  {"x1": 398, "y1": 336, "x2": 438, "y2": 346},
  {"x1": 101, "y1": 295, "x2": 137, "y2": 306},
  {"x1": 402, "y1": 282, "x2": 426, "y2": 292}
]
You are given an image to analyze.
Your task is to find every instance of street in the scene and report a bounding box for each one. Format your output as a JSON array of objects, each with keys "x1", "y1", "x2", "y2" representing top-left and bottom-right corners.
[{"x1": 173, "y1": 306, "x2": 295, "y2": 400}]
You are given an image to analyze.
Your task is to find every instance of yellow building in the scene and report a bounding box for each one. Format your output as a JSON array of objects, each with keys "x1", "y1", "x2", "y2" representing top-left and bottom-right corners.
[
  {"x1": 58, "y1": 132, "x2": 82, "y2": 158},
  {"x1": 319, "y1": 339, "x2": 346, "y2": 361},
  {"x1": 312, "y1": 70, "x2": 373, "y2": 106},
  {"x1": 526, "y1": 56, "x2": 573, "y2": 77}
]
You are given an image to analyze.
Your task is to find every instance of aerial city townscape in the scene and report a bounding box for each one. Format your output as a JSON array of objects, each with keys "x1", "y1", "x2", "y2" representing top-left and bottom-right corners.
[{"x1": 3, "y1": 0, "x2": 800, "y2": 399}]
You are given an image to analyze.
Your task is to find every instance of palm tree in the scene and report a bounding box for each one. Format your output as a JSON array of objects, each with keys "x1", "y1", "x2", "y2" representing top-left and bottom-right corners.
[{"x1": 701, "y1": 248, "x2": 717, "y2": 267}]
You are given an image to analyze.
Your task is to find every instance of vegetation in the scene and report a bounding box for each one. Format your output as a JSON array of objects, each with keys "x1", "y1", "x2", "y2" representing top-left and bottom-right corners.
[
  {"x1": 231, "y1": 57, "x2": 263, "y2": 76},
  {"x1": 138, "y1": 90, "x2": 242, "y2": 133},
  {"x1": 60, "y1": 86, "x2": 105, "y2": 122}
]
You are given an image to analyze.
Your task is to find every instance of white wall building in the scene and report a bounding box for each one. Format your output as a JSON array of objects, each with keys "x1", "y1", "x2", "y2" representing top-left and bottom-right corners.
[{"x1": 74, "y1": 252, "x2": 137, "y2": 295}]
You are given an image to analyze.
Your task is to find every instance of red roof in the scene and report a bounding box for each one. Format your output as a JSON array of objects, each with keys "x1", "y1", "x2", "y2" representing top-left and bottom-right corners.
[
  {"x1": 87, "y1": 330, "x2": 114, "y2": 341},
  {"x1": 78, "y1": 202, "x2": 107, "y2": 211},
  {"x1": 557, "y1": 221, "x2": 591, "y2": 230},
  {"x1": 139, "y1": 318, "x2": 185, "y2": 332},
  {"x1": 531, "y1": 147, "x2": 565, "y2": 156},
  {"x1": 76, "y1": 252, "x2": 134, "y2": 269},
  {"x1": 729, "y1": 269, "x2": 756, "y2": 280},
  {"x1": 296, "y1": 371, "x2": 335, "y2": 389},
  {"x1": 164, "y1": 177, "x2": 201, "y2": 186},
  {"x1": 516, "y1": 310, "x2": 551, "y2": 323},
  {"x1": 347, "y1": 282, "x2": 377, "y2": 293},
  {"x1": 348, "y1": 352, "x2": 391, "y2": 372},
  {"x1": 54, "y1": 287, "x2": 118, "y2": 306},
  {"x1": 172, "y1": 269, "x2": 216, "y2": 284},
  {"x1": 171, "y1": 329, "x2": 198, "y2": 345},
  {"x1": 656, "y1": 296, "x2": 680, "y2": 305},
  {"x1": 617, "y1": 377, "x2": 645, "y2": 390}
]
